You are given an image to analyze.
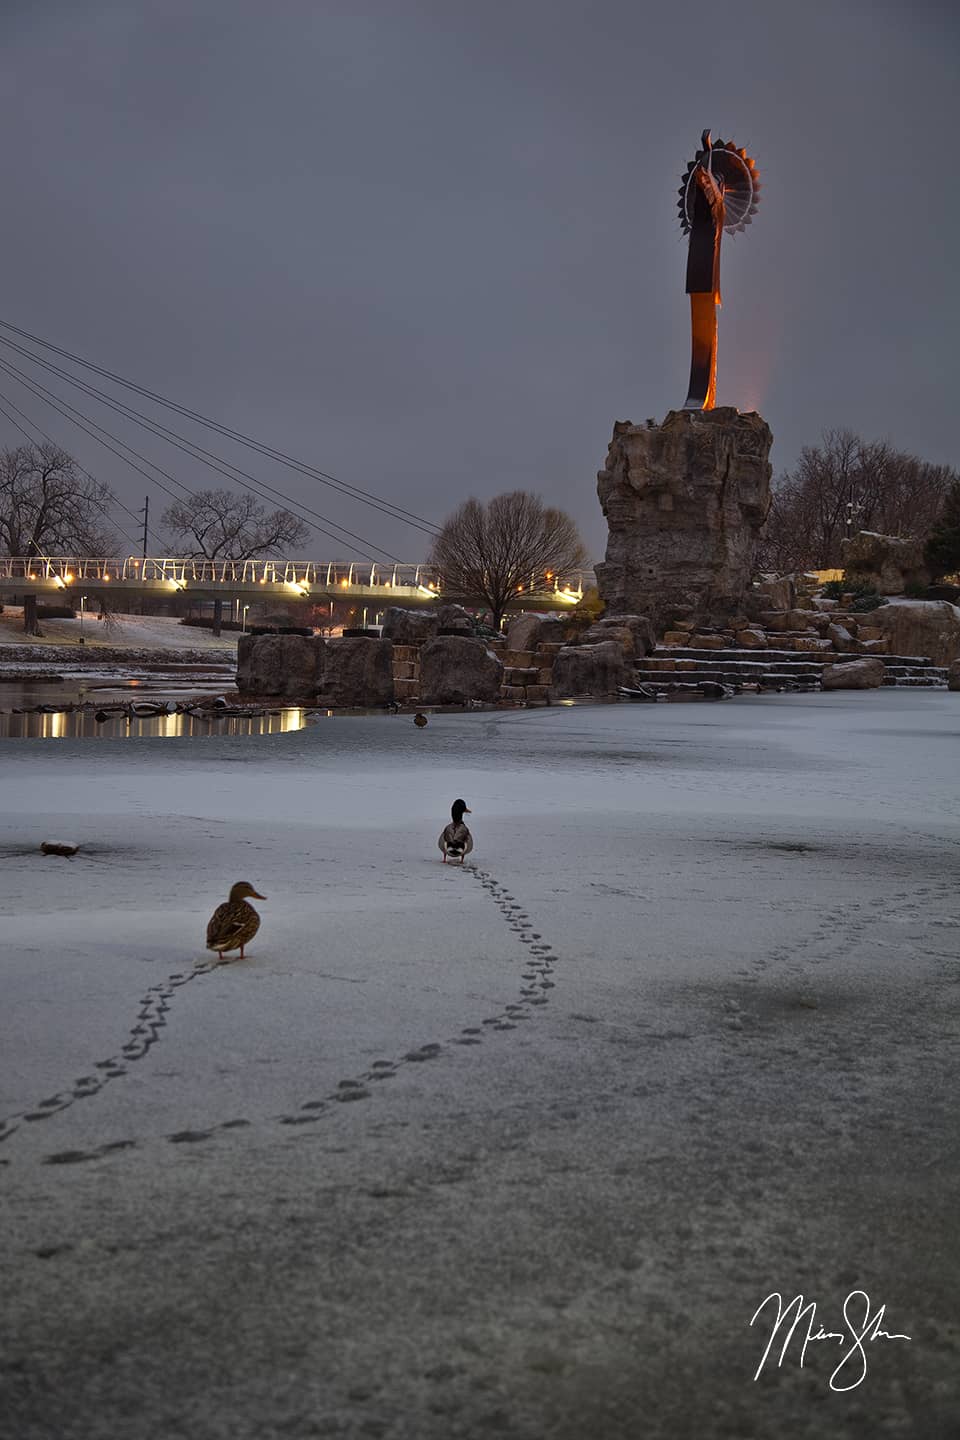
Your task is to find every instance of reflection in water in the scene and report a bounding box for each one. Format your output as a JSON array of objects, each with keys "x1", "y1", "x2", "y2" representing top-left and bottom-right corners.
[{"x1": 0, "y1": 708, "x2": 307, "y2": 740}]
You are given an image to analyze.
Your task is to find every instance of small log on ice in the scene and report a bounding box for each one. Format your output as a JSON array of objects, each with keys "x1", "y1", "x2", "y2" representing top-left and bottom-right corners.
[{"x1": 40, "y1": 841, "x2": 79, "y2": 857}]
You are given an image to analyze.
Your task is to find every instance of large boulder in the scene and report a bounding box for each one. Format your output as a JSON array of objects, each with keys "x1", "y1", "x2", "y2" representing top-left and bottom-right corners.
[
  {"x1": 317, "y1": 637, "x2": 394, "y2": 706},
  {"x1": 436, "y1": 603, "x2": 473, "y2": 634},
  {"x1": 381, "y1": 607, "x2": 440, "y2": 645},
  {"x1": 753, "y1": 575, "x2": 796, "y2": 612},
  {"x1": 948, "y1": 660, "x2": 960, "y2": 692},
  {"x1": 869, "y1": 600, "x2": 960, "y2": 666},
  {"x1": 549, "y1": 640, "x2": 626, "y2": 698},
  {"x1": 841, "y1": 531, "x2": 932, "y2": 595},
  {"x1": 827, "y1": 622, "x2": 857, "y2": 651},
  {"x1": 237, "y1": 634, "x2": 325, "y2": 697},
  {"x1": 505, "y1": 613, "x2": 554, "y2": 651},
  {"x1": 419, "y1": 636, "x2": 503, "y2": 704},
  {"x1": 579, "y1": 613, "x2": 656, "y2": 658},
  {"x1": 596, "y1": 408, "x2": 773, "y2": 628},
  {"x1": 821, "y1": 658, "x2": 886, "y2": 690}
]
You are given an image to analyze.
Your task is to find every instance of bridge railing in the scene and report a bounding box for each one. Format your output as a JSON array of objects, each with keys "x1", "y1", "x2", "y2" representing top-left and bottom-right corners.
[{"x1": 0, "y1": 556, "x2": 592, "y2": 599}]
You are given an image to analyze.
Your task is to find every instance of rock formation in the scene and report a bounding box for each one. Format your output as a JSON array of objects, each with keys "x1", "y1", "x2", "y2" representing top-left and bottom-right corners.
[
  {"x1": 841, "y1": 532, "x2": 932, "y2": 595},
  {"x1": 418, "y1": 636, "x2": 503, "y2": 705},
  {"x1": 820, "y1": 657, "x2": 886, "y2": 690},
  {"x1": 578, "y1": 614, "x2": 656, "y2": 658},
  {"x1": 869, "y1": 600, "x2": 960, "y2": 667},
  {"x1": 381, "y1": 607, "x2": 440, "y2": 645},
  {"x1": 549, "y1": 640, "x2": 626, "y2": 698},
  {"x1": 236, "y1": 634, "x2": 325, "y2": 698},
  {"x1": 317, "y1": 637, "x2": 394, "y2": 707},
  {"x1": 505, "y1": 614, "x2": 579, "y2": 651},
  {"x1": 595, "y1": 407, "x2": 772, "y2": 630}
]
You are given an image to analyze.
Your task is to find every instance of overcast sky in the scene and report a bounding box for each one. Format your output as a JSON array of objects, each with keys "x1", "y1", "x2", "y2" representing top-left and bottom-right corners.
[{"x1": 0, "y1": 0, "x2": 956, "y2": 563}]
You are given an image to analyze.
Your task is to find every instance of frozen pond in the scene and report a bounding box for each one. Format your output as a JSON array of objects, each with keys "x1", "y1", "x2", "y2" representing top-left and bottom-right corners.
[{"x1": 1, "y1": 690, "x2": 958, "y2": 1438}]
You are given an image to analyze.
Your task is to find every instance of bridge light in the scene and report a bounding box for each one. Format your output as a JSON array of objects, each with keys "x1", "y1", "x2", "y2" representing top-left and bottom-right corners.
[{"x1": 340, "y1": 578, "x2": 349, "y2": 588}]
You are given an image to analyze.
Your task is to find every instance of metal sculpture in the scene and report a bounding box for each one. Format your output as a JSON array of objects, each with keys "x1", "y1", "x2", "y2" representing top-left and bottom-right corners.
[{"x1": 678, "y1": 130, "x2": 760, "y2": 410}]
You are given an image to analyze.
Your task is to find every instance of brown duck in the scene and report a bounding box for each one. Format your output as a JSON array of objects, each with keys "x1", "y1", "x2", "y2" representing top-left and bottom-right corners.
[
  {"x1": 206, "y1": 881, "x2": 266, "y2": 959},
  {"x1": 438, "y1": 800, "x2": 473, "y2": 864}
]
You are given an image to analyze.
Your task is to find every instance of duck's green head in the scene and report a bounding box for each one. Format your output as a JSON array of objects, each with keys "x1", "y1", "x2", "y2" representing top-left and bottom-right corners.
[
  {"x1": 229, "y1": 881, "x2": 267, "y2": 902},
  {"x1": 451, "y1": 799, "x2": 471, "y2": 822}
]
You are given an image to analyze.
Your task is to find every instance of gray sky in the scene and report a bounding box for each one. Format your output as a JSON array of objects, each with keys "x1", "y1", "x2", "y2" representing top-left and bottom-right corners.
[{"x1": 0, "y1": 0, "x2": 956, "y2": 563}]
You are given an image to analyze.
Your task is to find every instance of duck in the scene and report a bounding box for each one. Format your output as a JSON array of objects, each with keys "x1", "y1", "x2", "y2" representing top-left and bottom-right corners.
[
  {"x1": 438, "y1": 800, "x2": 473, "y2": 864},
  {"x1": 206, "y1": 881, "x2": 267, "y2": 959},
  {"x1": 414, "y1": 712, "x2": 428, "y2": 728}
]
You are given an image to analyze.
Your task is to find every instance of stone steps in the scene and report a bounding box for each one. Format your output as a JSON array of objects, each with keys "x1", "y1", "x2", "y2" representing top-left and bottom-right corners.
[{"x1": 634, "y1": 646, "x2": 948, "y2": 692}]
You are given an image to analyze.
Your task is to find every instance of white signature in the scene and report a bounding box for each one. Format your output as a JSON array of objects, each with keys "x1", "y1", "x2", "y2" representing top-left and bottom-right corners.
[{"x1": 750, "y1": 1291, "x2": 911, "y2": 1391}]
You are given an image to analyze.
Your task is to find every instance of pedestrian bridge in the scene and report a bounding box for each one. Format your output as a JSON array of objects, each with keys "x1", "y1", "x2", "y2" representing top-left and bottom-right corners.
[{"x1": 0, "y1": 556, "x2": 591, "y2": 614}]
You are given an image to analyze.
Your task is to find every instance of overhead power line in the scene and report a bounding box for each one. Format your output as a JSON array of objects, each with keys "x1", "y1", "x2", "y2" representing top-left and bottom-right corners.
[
  {"x1": 0, "y1": 336, "x2": 425, "y2": 559},
  {"x1": 0, "y1": 318, "x2": 441, "y2": 536},
  {"x1": 0, "y1": 386, "x2": 147, "y2": 549},
  {"x1": 0, "y1": 352, "x2": 403, "y2": 563}
]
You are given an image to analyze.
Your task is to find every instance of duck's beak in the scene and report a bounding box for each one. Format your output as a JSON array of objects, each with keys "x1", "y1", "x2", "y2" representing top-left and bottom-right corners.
[
  {"x1": 464, "y1": 808, "x2": 472, "y2": 814},
  {"x1": 251, "y1": 890, "x2": 267, "y2": 900}
]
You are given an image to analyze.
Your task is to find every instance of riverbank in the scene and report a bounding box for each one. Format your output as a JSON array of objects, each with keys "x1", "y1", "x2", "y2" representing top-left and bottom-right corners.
[
  {"x1": 0, "y1": 606, "x2": 240, "y2": 655},
  {"x1": 1, "y1": 694, "x2": 958, "y2": 1438}
]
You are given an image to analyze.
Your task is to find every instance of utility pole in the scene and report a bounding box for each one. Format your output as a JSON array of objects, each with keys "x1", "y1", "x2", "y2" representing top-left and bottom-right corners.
[{"x1": 140, "y1": 495, "x2": 149, "y2": 559}]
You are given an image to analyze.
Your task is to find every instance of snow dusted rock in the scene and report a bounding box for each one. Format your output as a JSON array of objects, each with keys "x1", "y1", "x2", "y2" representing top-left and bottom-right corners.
[
  {"x1": 736, "y1": 628, "x2": 767, "y2": 648},
  {"x1": 380, "y1": 607, "x2": 440, "y2": 645},
  {"x1": 842, "y1": 531, "x2": 932, "y2": 595},
  {"x1": 505, "y1": 614, "x2": 567, "y2": 650},
  {"x1": 580, "y1": 614, "x2": 656, "y2": 658},
  {"x1": 436, "y1": 604, "x2": 473, "y2": 634},
  {"x1": 752, "y1": 575, "x2": 796, "y2": 612},
  {"x1": 40, "y1": 841, "x2": 78, "y2": 857},
  {"x1": 549, "y1": 640, "x2": 626, "y2": 698},
  {"x1": 317, "y1": 637, "x2": 394, "y2": 706},
  {"x1": 237, "y1": 634, "x2": 325, "y2": 697},
  {"x1": 869, "y1": 600, "x2": 960, "y2": 667},
  {"x1": 419, "y1": 636, "x2": 503, "y2": 704},
  {"x1": 821, "y1": 658, "x2": 886, "y2": 690},
  {"x1": 827, "y1": 622, "x2": 856, "y2": 650}
]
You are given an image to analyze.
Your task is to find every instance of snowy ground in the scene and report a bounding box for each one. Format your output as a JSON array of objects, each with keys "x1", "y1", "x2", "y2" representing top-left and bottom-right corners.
[
  {"x1": 0, "y1": 606, "x2": 240, "y2": 652},
  {"x1": 1, "y1": 693, "x2": 958, "y2": 1438}
]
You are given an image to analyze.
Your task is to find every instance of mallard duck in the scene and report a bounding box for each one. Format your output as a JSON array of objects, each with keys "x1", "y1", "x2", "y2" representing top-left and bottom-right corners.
[
  {"x1": 414, "y1": 712, "x2": 428, "y2": 728},
  {"x1": 206, "y1": 881, "x2": 266, "y2": 958},
  {"x1": 438, "y1": 800, "x2": 473, "y2": 864}
]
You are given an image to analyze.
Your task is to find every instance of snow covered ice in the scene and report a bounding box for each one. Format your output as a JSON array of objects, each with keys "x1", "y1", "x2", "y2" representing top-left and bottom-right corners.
[{"x1": 1, "y1": 692, "x2": 958, "y2": 1438}]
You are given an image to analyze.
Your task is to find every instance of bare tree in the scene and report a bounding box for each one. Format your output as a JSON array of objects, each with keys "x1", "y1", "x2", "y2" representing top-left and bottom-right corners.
[
  {"x1": 759, "y1": 430, "x2": 957, "y2": 573},
  {"x1": 430, "y1": 491, "x2": 587, "y2": 630},
  {"x1": 161, "y1": 488, "x2": 310, "y2": 560},
  {"x1": 0, "y1": 443, "x2": 117, "y2": 557},
  {"x1": 162, "y1": 488, "x2": 311, "y2": 635}
]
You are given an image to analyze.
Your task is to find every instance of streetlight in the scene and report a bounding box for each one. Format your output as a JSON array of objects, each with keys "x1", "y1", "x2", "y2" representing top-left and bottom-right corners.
[
  {"x1": 79, "y1": 595, "x2": 86, "y2": 645},
  {"x1": 242, "y1": 604, "x2": 250, "y2": 633},
  {"x1": 845, "y1": 500, "x2": 862, "y2": 540}
]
